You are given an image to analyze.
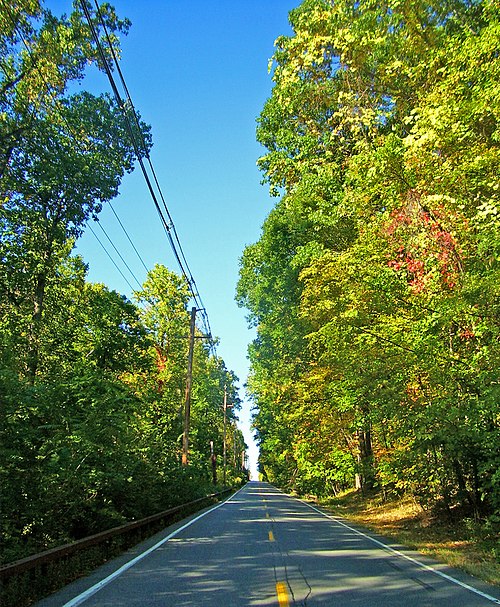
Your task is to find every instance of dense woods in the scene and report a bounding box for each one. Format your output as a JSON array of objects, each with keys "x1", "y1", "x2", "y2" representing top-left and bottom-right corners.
[
  {"x1": 238, "y1": 0, "x2": 500, "y2": 522},
  {"x1": 0, "y1": 1, "x2": 244, "y2": 566}
]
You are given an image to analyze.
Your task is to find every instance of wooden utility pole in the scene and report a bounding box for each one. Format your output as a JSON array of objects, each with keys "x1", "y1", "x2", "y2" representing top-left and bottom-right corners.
[
  {"x1": 233, "y1": 431, "x2": 238, "y2": 468},
  {"x1": 210, "y1": 440, "x2": 217, "y2": 485},
  {"x1": 222, "y1": 389, "x2": 234, "y2": 485},
  {"x1": 182, "y1": 307, "x2": 197, "y2": 466},
  {"x1": 223, "y1": 387, "x2": 228, "y2": 485}
]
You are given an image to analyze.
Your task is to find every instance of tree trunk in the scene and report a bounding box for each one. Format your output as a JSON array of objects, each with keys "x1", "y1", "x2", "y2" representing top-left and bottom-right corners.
[
  {"x1": 27, "y1": 271, "x2": 46, "y2": 383},
  {"x1": 452, "y1": 457, "x2": 476, "y2": 513},
  {"x1": 358, "y1": 427, "x2": 375, "y2": 492}
]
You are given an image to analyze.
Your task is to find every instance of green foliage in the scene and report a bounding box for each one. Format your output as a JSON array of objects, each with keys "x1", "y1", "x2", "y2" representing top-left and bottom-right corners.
[
  {"x1": 0, "y1": 1, "x2": 245, "y2": 571},
  {"x1": 1, "y1": 257, "x2": 245, "y2": 565},
  {"x1": 239, "y1": 0, "x2": 500, "y2": 517}
]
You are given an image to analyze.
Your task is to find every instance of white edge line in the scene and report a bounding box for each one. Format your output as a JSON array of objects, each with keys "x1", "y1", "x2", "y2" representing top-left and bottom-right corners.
[
  {"x1": 298, "y1": 498, "x2": 500, "y2": 605},
  {"x1": 62, "y1": 487, "x2": 245, "y2": 607}
]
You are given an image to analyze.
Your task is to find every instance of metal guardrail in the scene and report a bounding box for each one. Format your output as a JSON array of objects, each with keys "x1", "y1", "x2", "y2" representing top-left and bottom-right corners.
[{"x1": 0, "y1": 487, "x2": 234, "y2": 581}]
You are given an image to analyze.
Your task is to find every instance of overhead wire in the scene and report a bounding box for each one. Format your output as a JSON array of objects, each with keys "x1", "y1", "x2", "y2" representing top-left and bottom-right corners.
[
  {"x1": 109, "y1": 201, "x2": 149, "y2": 274},
  {"x1": 84, "y1": 0, "x2": 215, "y2": 352},
  {"x1": 93, "y1": 0, "x2": 213, "y2": 343},
  {"x1": 90, "y1": 2, "x2": 197, "y2": 282},
  {"x1": 87, "y1": 223, "x2": 137, "y2": 293},
  {"x1": 94, "y1": 220, "x2": 144, "y2": 290}
]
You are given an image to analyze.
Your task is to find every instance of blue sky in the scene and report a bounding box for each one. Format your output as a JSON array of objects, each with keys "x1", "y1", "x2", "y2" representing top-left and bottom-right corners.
[{"x1": 52, "y1": 0, "x2": 300, "y2": 477}]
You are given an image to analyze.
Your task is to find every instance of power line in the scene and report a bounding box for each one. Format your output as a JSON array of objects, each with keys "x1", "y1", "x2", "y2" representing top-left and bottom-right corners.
[
  {"x1": 80, "y1": 0, "x2": 184, "y2": 261},
  {"x1": 95, "y1": 220, "x2": 143, "y2": 290},
  {"x1": 87, "y1": 223, "x2": 136, "y2": 293},
  {"x1": 94, "y1": 0, "x2": 210, "y2": 331},
  {"x1": 83, "y1": 0, "x2": 215, "y2": 351},
  {"x1": 109, "y1": 201, "x2": 150, "y2": 274}
]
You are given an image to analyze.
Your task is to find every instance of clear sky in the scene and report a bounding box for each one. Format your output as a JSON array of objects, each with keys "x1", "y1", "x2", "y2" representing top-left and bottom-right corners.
[{"x1": 51, "y1": 0, "x2": 300, "y2": 478}]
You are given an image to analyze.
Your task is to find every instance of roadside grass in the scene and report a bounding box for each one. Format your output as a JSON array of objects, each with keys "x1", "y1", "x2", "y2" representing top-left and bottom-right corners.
[{"x1": 317, "y1": 490, "x2": 500, "y2": 587}]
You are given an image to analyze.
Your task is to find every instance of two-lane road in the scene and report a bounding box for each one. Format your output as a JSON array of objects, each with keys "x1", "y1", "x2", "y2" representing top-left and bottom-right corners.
[{"x1": 38, "y1": 481, "x2": 500, "y2": 606}]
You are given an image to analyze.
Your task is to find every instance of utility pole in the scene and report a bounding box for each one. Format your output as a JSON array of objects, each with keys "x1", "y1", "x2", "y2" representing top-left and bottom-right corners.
[
  {"x1": 210, "y1": 440, "x2": 217, "y2": 485},
  {"x1": 233, "y1": 431, "x2": 238, "y2": 468},
  {"x1": 222, "y1": 387, "x2": 233, "y2": 486},
  {"x1": 182, "y1": 307, "x2": 196, "y2": 467},
  {"x1": 223, "y1": 386, "x2": 228, "y2": 485}
]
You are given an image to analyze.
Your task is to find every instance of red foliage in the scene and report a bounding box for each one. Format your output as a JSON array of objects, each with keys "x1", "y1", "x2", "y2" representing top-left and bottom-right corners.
[
  {"x1": 385, "y1": 201, "x2": 461, "y2": 293},
  {"x1": 155, "y1": 345, "x2": 167, "y2": 393},
  {"x1": 459, "y1": 327, "x2": 475, "y2": 340}
]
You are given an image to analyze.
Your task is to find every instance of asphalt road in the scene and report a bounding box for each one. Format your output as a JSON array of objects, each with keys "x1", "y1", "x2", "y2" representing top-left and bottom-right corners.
[{"x1": 37, "y1": 481, "x2": 500, "y2": 606}]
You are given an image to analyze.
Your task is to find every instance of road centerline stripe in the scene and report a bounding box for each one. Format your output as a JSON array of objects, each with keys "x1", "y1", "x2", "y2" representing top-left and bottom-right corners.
[{"x1": 276, "y1": 581, "x2": 290, "y2": 606}]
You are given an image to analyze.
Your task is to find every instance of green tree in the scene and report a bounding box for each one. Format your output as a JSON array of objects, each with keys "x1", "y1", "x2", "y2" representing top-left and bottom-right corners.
[
  {"x1": 0, "y1": 254, "x2": 152, "y2": 559},
  {"x1": 239, "y1": 0, "x2": 500, "y2": 516},
  {"x1": 0, "y1": 0, "x2": 130, "y2": 180},
  {"x1": 1, "y1": 91, "x2": 150, "y2": 380},
  {"x1": 0, "y1": 0, "x2": 150, "y2": 382}
]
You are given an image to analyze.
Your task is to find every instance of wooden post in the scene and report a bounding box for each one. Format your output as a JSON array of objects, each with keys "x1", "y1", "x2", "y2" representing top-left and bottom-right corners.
[
  {"x1": 182, "y1": 307, "x2": 196, "y2": 466},
  {"x1": 223, "y1": 387, "x2": 227, "y2": 485}
]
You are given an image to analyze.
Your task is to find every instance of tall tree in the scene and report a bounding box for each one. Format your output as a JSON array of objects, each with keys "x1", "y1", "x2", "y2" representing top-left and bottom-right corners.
[
  {"x1": 239, "y1": 0, "x2": 500, "y2": 512},
  {"x1": 0, "y1": 91, "x2": 150, "y2": 380}
]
